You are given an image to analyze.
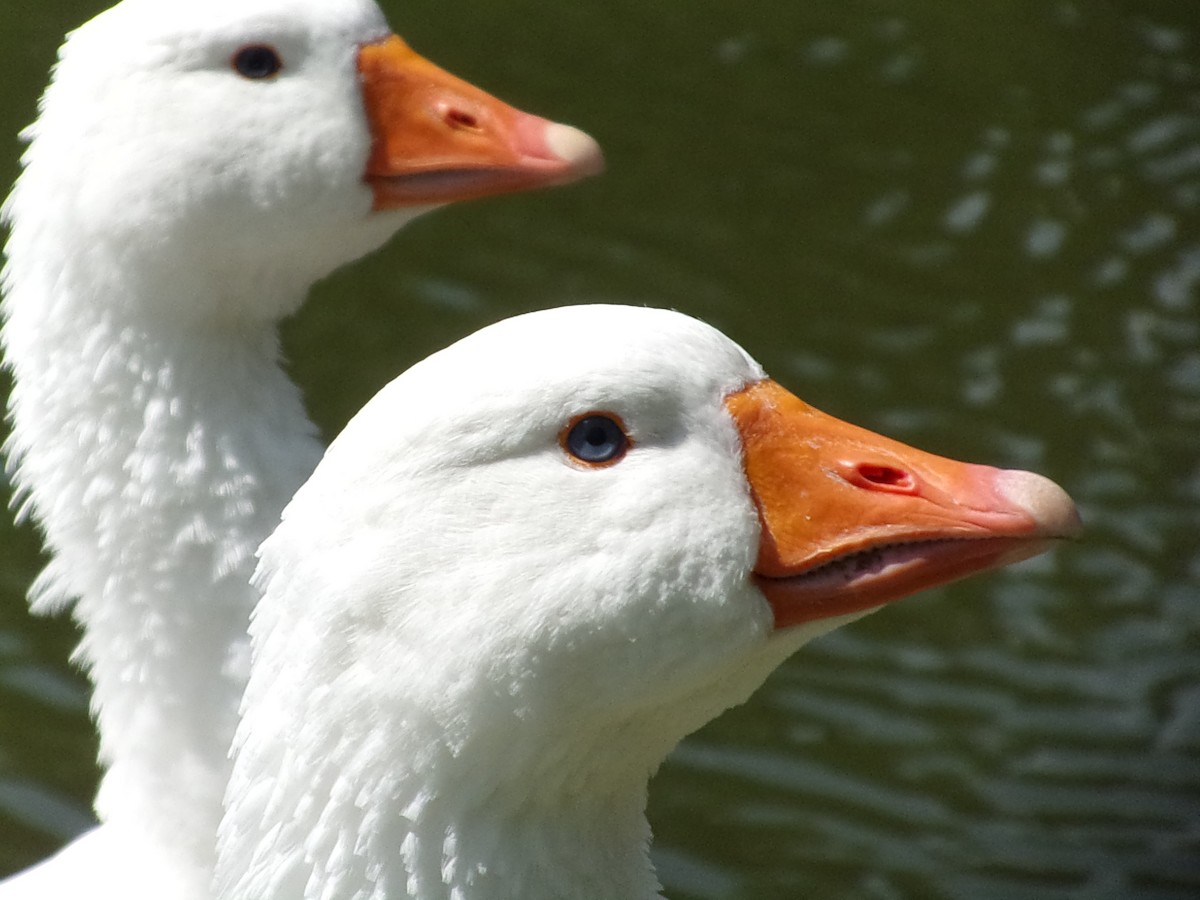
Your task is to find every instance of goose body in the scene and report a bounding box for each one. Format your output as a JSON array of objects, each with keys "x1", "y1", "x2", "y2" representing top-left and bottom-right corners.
[
  {"x1": 0, "y1": 0, "x2": 600, "y2": 894},
  {"x1": 216, "y1": 304, "x2": 1080, "y2": 900}
]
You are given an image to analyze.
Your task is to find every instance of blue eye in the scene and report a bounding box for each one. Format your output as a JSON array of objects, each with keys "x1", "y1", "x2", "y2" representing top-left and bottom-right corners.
[
  {"x1": 232, "y1": 45, "x2": 283, "y2": 80},
  {"x1": 563, "y1": 414, "x2": 629, "y2": 466}
]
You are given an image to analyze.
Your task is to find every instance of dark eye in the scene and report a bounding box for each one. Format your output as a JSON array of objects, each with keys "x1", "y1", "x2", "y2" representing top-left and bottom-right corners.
[
  {"x1": 232, "y1": 45, "x2": 283, "y2": 80},
  {"x1": 562, "y1": 414, "x2": 630, "y2": 466}
]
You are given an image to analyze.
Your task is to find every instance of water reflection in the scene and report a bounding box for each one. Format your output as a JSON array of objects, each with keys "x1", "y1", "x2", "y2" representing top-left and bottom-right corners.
[{"x1": 2, "y1": 0, "x2": 1198, "y2": 896}]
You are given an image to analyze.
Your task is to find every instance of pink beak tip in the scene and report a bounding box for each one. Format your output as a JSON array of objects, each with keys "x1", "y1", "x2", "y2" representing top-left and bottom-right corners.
[
  {"x1": 538, "y1": 122, "x2": 606, "y2": 177},
  {"x1": 996, "y1": 469, "x2": 1082, "y2": 539}
]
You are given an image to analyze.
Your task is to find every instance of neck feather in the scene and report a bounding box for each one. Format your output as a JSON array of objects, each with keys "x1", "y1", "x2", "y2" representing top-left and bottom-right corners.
[
  {"x1": 2, "y1": 246, "x2": 323, "y2": 877},
  {"x1": 220, "y1": 704, "x2": 667, "y2": 900}
]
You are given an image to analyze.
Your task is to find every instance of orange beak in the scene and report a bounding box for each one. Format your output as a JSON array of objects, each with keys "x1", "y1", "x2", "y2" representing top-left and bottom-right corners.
[
  {"x1": 357, "y1": 36, "x2": 604, "y2": 209},
  {"x1": 726, "y1": 380, "x2": 1081, "y2": 630}
]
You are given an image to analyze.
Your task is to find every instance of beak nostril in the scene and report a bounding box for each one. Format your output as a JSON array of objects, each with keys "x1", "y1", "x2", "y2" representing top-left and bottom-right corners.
[
  {"x1": 445, "y1": 109, "x2": 480, "y2": 130},
  {"x1": 859, "y1": 464, "x2": 907, "y2": 485},
  {"x1": 849, "y1": 463, "x2": 919, "y2": 494}
]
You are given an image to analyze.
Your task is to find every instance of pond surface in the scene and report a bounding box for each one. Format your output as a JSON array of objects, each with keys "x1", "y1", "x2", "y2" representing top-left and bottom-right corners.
[{"x1": 2, "y1": 0, "x2": 1198, "y2": 897}]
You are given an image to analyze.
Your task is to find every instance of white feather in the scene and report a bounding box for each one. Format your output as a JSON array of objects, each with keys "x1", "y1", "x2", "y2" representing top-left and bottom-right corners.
[{"x1": 0, "y1": 0, "x2": 433, "y2": 894}]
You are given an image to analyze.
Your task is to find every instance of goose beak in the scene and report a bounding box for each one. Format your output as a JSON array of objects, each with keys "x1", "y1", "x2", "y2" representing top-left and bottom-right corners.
[
  {"x1": 357, "y1": 35, "x2": 604, "y2": 209},
  {"x1": 725, "y1": 380, "x2": 1081, "y2": 630}
]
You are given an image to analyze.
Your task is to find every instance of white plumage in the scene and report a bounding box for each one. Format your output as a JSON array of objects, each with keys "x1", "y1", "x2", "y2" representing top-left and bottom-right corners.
[
  {"x1": 0, "y1": 0, "x2": 599, "y2": 895},
  {"x1": 215, "y1": 304, "x2": 1079, "y2": 900}
]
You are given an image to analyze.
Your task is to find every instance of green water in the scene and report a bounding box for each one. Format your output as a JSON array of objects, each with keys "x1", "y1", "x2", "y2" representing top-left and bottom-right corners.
[{"x1": 2, "y1": 0, "x2": 1198, "y2": 896}]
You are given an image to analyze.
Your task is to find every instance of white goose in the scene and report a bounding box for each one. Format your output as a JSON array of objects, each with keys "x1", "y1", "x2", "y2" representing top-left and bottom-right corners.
[
  {"x1": 216, "y1": 304, "x2": 1080, "y2": 900},
  {"x1": 0, "y1": 0, "x2": 600, "y2": 895}
]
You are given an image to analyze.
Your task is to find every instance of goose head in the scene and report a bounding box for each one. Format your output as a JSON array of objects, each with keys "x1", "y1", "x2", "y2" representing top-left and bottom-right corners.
[
  {"x1": 221, "y1": 305, "x2": 1080, "y2": 900},
  {"x1": 7, "y1": 0, "x2": 601, "y2": 325}
]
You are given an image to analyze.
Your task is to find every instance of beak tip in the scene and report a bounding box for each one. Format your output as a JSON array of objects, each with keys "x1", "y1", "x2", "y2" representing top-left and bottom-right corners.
[
  {"x1": 996, "y1": 469, "x2": 1082, "y2": 539},
  {"x1": 544, "y1": 122, "x2": 606, "y2": 178}
]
